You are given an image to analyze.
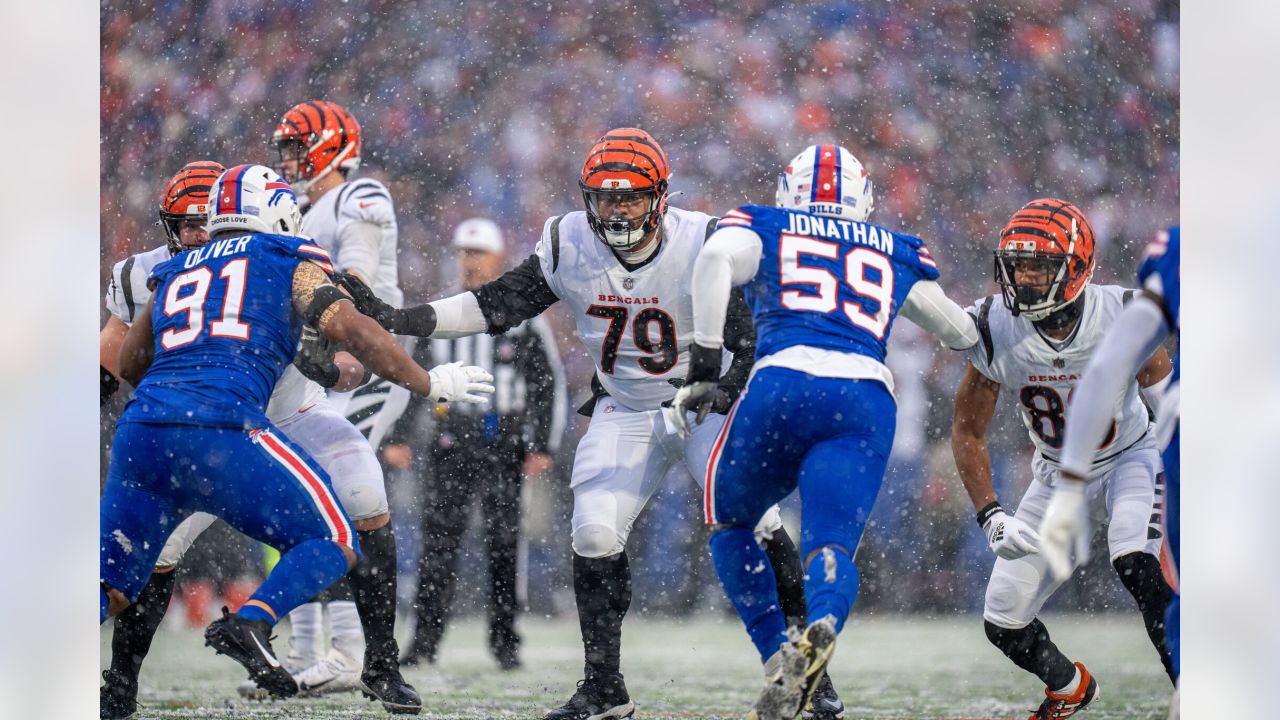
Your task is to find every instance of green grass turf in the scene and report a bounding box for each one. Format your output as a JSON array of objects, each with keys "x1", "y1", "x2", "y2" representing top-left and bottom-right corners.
[{"x1": 102, "y1": 612, "x2": 1171, "y2": 719}]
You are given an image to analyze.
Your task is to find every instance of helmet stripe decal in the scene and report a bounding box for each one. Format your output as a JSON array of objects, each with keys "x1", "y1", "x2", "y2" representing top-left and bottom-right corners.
[
  {"x1": 812, "y1": 144, "x2": 839, "y2": 203},
  {"x1": 216, "y1": 164, "x2": 251, "y2": 215}
]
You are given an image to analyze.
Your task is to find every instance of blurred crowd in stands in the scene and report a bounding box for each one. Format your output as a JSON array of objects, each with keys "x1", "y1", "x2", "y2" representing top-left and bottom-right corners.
[{"x1": 100, "y1": 0, "x2": 1179, "y2": 622}]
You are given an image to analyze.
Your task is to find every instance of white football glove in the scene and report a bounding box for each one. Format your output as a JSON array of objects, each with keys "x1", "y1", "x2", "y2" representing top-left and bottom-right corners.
[
  {"x1": 1038, "y1": 481, "x2": 1091, "y2": 581},
  {"x1": 427, "y1": 361, "x2": 495, "y2": 404},
  {"x1": 669, "y1": 381, "x2": 724, "y2": 437},
  {"x1": 982, "y1": 508, "x2": 1042, "y2": 560}
]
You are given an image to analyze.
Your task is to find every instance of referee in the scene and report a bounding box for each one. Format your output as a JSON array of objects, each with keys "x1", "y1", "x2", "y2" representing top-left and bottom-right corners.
[{"x1": 401, "y1": 218, "x2": 566, "y2": 670}]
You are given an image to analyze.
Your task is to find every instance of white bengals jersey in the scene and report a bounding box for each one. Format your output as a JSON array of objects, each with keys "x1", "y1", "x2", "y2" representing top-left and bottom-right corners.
[
  {"x1": 535, "y1": 207, "x2": 719, "y2": 412},
  {"x1": 302, "y1": 177, "x2": 402, "y2": 308},
  {"x1": 104, "y1": 244, "x2": 324, "y2": 425},
  {"x1": 965, "y1": 284, "x2": 1153, "y2": 474}
]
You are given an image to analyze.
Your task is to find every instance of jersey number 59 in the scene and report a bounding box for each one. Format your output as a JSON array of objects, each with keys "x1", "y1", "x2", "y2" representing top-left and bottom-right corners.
[
  {"x1": 778, "y1": 234, "x2": 894, "y2": 339},
  {"x1": 160, "y1": 259, "x2": 251, "y2": 349}
]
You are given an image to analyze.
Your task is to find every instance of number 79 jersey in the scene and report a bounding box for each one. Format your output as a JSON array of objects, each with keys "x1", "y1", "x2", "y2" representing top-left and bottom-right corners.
[
  {"x1": 534, "y1": 207, "x2": 717, "y2": 412},
  {"x1": 123, "y1": 233, "x2": 334, "y2": 429},
  {"x1": 725, "y1": 204, "x2": 940, "y2": 363}
]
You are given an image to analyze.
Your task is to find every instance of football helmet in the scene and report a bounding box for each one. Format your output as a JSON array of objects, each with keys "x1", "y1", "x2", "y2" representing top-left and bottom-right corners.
[
  {"x1": 270, "y1": 100, "x2": 362, "y2": 194},
  {"x1": 579, "y1": 128, "x2": 671, "y2": 250},
  {"x1": 776, "y1": 144, "x2": 874, "y2": 222},
  {"x1": 207, "y1": 164, "x2": 303, "y2": 238},
  {"x1": 994, "y1": 198, "x2": 1096, "y2": 321},
  {"x1": 158, "y1": 160, "x2": 225, "y2": 255}
]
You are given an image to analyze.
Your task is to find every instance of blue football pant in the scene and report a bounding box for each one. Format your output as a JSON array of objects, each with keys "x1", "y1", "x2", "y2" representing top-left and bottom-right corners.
[
  {"x1": 1162, "y1": 424, "x2": 1180, "y2": 679},
  {"x1": 706, "y1": 368, "x2": 895, "y2": 661},
  {"x1": 101, "y1": 422, "x2": 358, "y2": 624}
]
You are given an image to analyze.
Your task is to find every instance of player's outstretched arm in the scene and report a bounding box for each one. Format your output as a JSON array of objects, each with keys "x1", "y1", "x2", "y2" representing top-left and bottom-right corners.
[
  {"x1": 900, "y1": 281, "x2": 979, "y2": 350},
  {"x1": 1057, "y1": 296, "x2": 1171, "y2": 480},
  {"x1": 952, "y1": 363, "x2": 1040, "y2": 559},
  {"x1": 117, "y1": 303, "x2": 156, "y2": 388}
]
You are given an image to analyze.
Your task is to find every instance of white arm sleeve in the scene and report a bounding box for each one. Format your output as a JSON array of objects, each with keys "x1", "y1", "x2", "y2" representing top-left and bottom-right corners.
[
  {"x1": 692, "y1": 226, "x2": 763, "y2": 348},
  {"x1": 427, "y1": 292, "x2": 488, "y2": 339},
  {"x1": 1059, "y1": 297, "x2": 1171, "y2": 476},
  {"x1": 334, "y1": 220, "x2": 382, "y2": 282},
  {"x1": 899, "y1": 281, "x2": 979, "y2": 350}
]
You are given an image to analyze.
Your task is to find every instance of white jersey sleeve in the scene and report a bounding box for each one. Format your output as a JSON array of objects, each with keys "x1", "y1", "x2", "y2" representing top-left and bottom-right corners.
[
  {"x1": 104, "y1": 245, "x2": 171, "y2": 325},
  {"x1": 302, "y1": 178, "x2": 403, "y2": 308}
]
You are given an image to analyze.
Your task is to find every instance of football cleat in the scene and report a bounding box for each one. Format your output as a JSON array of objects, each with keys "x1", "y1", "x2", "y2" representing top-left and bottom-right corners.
[
  {"x1": 793, "y1": 617, "x2": 839, "y2": 719},
  {"x1": 1029, "y1": 662, "x2": 1098, "y2": 719},
  {"x1": 543, "y1": 672, "x2": 635, "y2": 720},
  {"x1": 802, "y1": 672, "x2": 845, "y2": 720},
  {"x1": 236, "y1": 642, "x2": 316, "y2": 699},
  {"x1": 99, "y1": 669, "x2": 137, "y2": 719},
  {"x1": 294, "y1": 646, "x2": 362, "y2": 696},
  {"x1": 749, "y1": 642, "x2": 809, "y2": 720},
  {"x1": 203, "y1": 607, "x2": 297, "y2": 698},
  {"x1": 359, "y1": 641, "x2": 423, "y2": 715}
]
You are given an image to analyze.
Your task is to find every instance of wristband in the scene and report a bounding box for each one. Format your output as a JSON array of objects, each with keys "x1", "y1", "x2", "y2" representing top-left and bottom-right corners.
[
  {"x1": 686, "y1": 342, "x2": 722, "y2": 384},
  {"x1": 385, "y1": 304, "x2": 438, "y2": 337},
  {"x1": 976, "y1": 501, "x2": 1003, "y2": 528}
]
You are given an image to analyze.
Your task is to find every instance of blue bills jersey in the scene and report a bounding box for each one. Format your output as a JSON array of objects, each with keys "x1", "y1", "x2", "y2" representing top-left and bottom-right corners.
[
  {"x1": 721, "y1": 205, "x2": 940, "y2": 362},
  {"x1": 1138, "y1": 225, "x2": 1180, "y2": 383},
  {"x1": 122, "y1": 233, "x2": 335, "y2": 428}
]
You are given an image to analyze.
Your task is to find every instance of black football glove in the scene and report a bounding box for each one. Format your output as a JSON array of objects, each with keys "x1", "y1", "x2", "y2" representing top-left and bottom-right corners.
[
  {"x1": 335, "y1": 272, "x2": 394, "y2": 327},
  {"x1": 293, "y1": 325, "x2": 341, "y2": 388},
  {"x1": 100, "y1": 366, "x2": 120, "y2": 406}
]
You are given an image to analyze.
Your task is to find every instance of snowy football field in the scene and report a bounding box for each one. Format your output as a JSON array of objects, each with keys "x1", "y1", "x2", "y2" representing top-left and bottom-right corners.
[{"x1": 101, "y1": 612, "x2": 1171, "y2": 719}]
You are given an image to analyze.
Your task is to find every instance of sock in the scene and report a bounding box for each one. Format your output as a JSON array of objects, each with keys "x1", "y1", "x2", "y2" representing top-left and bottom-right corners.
[
  {"x1": 328, "y1": 600, "x2": 364, "y2": 660},
  {"x1": 286, "y1": 601, "x2": 324, "y2": 665},
  {"x1": 1053, "y1": 665, "x2": 1082, "y2": 695},
  {"x1": 803, "y1": 545, "x2": 859, "y2": 633},
  {"x1": 109, "y1": 570, "x2": 178, "y2": 681},
  {"x1": 709, "y1": 526, "x2": 788, "y2": 664},
  {"x1": 984, "y1": 618, "x2": 1077, "y2": 690},
  {"x1": 573, "y1": 552, "x2": 631, "y2": 676},
  {"x1": 237, "y1": 539, "x2": 349, "y2": 625},
  {"x1": 351, "y1": 524, "x2": 400, "y2": 668},
  {"x1": 761, "y1": 528, "x2": 806, "y2": 629},
  {"x1": 1113, "y1": 551, "x2": 1176, "y2": 682}
]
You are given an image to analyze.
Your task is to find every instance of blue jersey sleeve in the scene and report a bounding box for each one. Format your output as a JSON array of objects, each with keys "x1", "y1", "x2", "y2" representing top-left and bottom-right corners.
[
  {"x1": 891, "y1": 232, "x2": 942, "y2": 283},
  {"x1": 1137, "y1": 226, "x2": 1179, "y2": 334}
]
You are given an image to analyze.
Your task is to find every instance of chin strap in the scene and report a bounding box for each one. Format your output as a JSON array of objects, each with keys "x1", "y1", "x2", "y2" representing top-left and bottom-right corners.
[{"x1": 1032, "y1": 297, "x2": 1083, "y2": 332}]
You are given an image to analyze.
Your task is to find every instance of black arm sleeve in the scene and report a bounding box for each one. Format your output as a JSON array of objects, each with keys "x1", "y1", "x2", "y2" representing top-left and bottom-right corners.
[
  {"x1": 718, "y1": 287, "x2": 757, "y2": 401},
  {"x1": 472, "y1": 254, "x2": 560, "y2": 335},
  {"x1": 517, "y1": 324, "x2": 557, "y2": 454}
]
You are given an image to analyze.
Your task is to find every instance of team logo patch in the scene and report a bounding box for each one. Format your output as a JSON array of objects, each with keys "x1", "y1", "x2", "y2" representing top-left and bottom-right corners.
[{"x1": 623, "y1": 277, "x2": 635, "y2": 290}]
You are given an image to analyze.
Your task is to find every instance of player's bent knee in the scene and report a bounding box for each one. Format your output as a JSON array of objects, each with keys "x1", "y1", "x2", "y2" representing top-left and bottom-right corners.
[
  {"x1": 983, "y1": 577, "x2": 1031, "y2": 628},
  {"x1": 336, "y1": 481, "x2": 389, "y2": 524},
  {"x1": 572, "y1": 523, "x2": 621, "y2": 558},
  {"x1": 354, "y1": 512, "x2": 390, "y2": 532}
]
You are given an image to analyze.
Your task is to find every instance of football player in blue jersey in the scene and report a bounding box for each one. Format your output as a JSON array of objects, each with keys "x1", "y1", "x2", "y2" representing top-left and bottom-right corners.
[
  {"x1": 101, "y1": 164, "x2": 494, "y2": 700},
  {"x1": 1043, "y1": 226, "x2": 1181, "y2": 704},
  {"x1": 672, "y1": 144, "x2": 979, "y2": 720}
]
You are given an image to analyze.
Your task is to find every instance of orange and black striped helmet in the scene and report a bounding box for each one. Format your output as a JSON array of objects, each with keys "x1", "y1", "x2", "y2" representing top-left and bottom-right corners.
[
  {"x1": 579, "y1": 128, "x2": 671, "y2": 249},
  {"x1": 158, "y1": 160, "x2": 225, "y2": 255},
  {"x1": 994, "y1": 198, "x2": 1097, "y2": 321},
  {"x1": 270, "y1": 100, "x2": 362, "y2": 193}
]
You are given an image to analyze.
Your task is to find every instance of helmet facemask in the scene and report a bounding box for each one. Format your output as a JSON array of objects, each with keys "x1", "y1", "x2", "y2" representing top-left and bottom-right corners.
[
  {"x1": 580, "y1": 183, "x2": 666, "y2": 251},
  {"x1": 158, "y1": 212, "x2": 210, "y2": 256},
  {"x1": 994, "y1": 250, "x2": 1089, "y2": 321}
]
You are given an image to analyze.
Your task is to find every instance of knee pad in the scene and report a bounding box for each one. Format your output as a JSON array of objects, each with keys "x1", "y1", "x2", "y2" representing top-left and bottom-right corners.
[
  {"x1": 983, "y1": 572, "x2": 1028, "y2": 628},
  {"x1": 572, "y1": 523, "x2": 621, "y2": 559},
  {"x1": 335, "y1": 479, "x2": 389, "y2": 521}
]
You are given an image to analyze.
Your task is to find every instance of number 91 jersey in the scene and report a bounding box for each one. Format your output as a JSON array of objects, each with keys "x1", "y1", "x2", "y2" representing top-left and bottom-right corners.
[
  {"x1": 534, "y1": 207, "x2": 717, "y2": 412},
  {"x1": 123, "y1": 233, "x2": 333, "y2": 429},
  {"x1": 727, "y1": 205, "x2": 940, "y2": 363},
  {"x1": 965, "y1": 284, "x2": 1153, "y2": 474}
]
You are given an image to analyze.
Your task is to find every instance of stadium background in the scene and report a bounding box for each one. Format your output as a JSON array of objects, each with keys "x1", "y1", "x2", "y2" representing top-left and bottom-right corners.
[{"x1": 98, "y1": 0, "x2": 1179, "y2": 625}]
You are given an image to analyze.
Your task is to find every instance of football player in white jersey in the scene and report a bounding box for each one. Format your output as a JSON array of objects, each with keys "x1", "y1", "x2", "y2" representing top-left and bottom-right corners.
[
  {"x1": 270, "y1": 99, "x2": 416, "y2": 703},
  {"x1": 950, "y1": 199, "x2": 1175, "y2": 720},
  {"x1": 100, "y1": 162, "x2": 489, "y2": 716},
  {"x1": 339, "y1": 128, "x2": 841, "y2": 720}
]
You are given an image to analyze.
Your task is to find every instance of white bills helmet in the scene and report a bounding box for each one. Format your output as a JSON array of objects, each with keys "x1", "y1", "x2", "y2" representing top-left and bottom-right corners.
[
  {"x1": 206, "y1": 164, "x2": 303, "y2": 238},
  {"x1": 776, "y1": 144, "x2": 874, "y2": 222}
]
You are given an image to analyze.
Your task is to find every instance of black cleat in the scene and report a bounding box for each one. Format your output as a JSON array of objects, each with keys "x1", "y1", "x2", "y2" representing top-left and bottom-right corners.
[
  {"x1": 202, "y1": 607, "x2": 297, "y2": 698},
  {"x1": 543, "y1": 672, "x2": 636, "y2": 720},
  {"x1": 99, "y1": 669, "x2": 137, "y2": 719},
  {"x1": 803, "y1": 672, "x2": 845, "y2": 720},
  {"x1": 360, "y1": 642, "x2": 422, "y2": 715}
]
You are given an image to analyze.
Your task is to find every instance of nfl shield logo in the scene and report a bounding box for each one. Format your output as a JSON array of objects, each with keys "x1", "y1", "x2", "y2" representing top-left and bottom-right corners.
[{"x1": 623, "y1": 277, "x2": 634, "y2": 290}]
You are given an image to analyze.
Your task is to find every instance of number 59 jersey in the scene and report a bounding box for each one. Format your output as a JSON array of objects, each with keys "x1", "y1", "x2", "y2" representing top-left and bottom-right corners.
[
  {"x1": 965, "y1": 284, "x2": 1153, "y2": 474},
  {"x1": 534, "y1": 207, "x2": 717, "y2": 412},
  {"x1": 725, "y1": 205, "x2": 940, "y2": 363},
  {"x1": 123, "y1": 233, "x2": 334, "y2": 429}
]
